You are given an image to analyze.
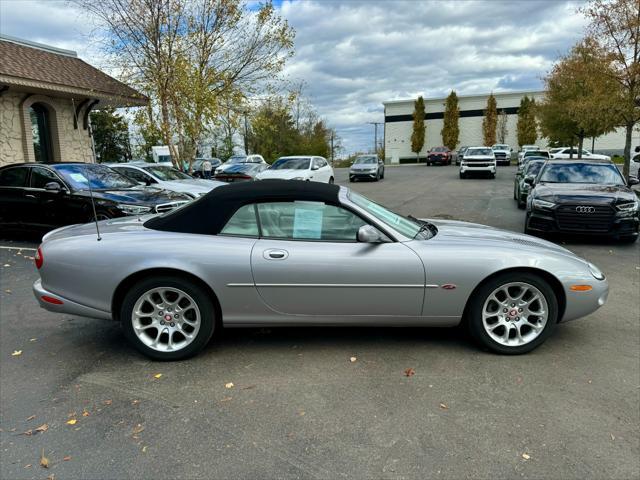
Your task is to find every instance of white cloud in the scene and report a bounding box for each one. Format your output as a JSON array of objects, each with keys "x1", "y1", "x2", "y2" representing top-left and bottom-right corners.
[{"x1": 1, "y1": 0, "x2": 588, "y2": 153}]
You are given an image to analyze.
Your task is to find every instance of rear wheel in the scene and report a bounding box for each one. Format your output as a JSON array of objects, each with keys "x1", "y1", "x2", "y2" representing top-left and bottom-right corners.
[
  {"x1": 467, "y1": 273, "x2": 558, "y2": 354},
  {"x1": 120, "y1": 276, "x2": 216, "y2": 360}
]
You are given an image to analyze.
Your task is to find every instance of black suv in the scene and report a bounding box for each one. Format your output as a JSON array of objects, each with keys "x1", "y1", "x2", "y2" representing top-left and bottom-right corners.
[
  {"x1": 0, "y1": 162, "x2": 190, "y2": 234},
  {"x1": 524, "y1": 159, "x2": 639, "y2": 242}
]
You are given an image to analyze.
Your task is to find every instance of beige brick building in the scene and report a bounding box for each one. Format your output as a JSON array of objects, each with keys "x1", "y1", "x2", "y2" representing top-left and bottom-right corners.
[{"x1": 0, "y1": 35, "x2": 146, "y2": 168}]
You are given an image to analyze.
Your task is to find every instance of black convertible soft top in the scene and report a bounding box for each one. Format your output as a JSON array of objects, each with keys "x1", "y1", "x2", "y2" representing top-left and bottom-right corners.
[{"x1": 144, "y1": 179, "x2": 341, "y2": 235}]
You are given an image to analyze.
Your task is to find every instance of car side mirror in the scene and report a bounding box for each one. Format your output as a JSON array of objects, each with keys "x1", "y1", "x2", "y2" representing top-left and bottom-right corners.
[
  {"x1": 311, "y1": 165, "x2": 320, "y2": 171},
  {"x1": 628, "y1": 176, "x2": 639, "y2": 186},
  {"x1": 635, "y1": 146, "x2": 639, "y2": 153},
  {"x1": 524, "y1": 175, "x2": 535, "y2": 186},
  {"x1": 357, "y1": 225, "x2": 387, "y2": 243},
  {"x1": 44, "y1": 181, "x2": 63, "y2": 192}
]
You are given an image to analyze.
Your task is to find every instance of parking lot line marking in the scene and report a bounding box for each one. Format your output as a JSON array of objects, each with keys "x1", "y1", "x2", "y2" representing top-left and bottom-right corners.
[{"x1": 0, "y1": 246, "x2": 37, "y2": 251}]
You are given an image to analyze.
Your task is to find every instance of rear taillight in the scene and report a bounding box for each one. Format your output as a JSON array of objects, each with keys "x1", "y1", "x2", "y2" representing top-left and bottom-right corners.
[{"x1": 35, "y1": 246, "x2": 43, "y2": 269}]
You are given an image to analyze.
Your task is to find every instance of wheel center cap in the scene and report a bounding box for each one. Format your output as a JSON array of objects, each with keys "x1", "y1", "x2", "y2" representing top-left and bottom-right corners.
[
  {"x1": 164, "y1": 314, "x2": 172, "y2": 322},
  {"x1": 508, "y1": 309, "x2": 518, "y2": 318}
]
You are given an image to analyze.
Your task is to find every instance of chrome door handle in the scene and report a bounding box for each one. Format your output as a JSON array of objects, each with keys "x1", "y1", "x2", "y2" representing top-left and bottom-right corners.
[
  {"x1": 264, "y1": 249, "x2": 288, "y2": 260},
  {"x1": 25, "y1": 194, "x2": 36, "y2": 199}
]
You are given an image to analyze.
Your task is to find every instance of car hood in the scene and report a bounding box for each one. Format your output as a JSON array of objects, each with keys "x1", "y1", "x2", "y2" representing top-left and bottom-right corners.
[
  {"x1": 217, "y1": 163, "x2": 249, "y2": 173},
  {"x1": 462, "y1": 155, "x2": 494, "y2": 161},
  {"x1": 257, "y1": 169, "x2": 309, "y2": 179},
  {"x1": 533, "y1": 183, "x2": 635, "y2": 205},
  {"x1": 423, "y1": 219, "x2": 576, "y2": 256},
  {"x1": 75, "y1": 187, "x2": 189, "y2": 206},
  {"x1": 157, "y1": 179, "x2": 223, "y2": 193}
]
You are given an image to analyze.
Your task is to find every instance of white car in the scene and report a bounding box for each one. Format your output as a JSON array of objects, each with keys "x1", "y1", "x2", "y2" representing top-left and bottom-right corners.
[
  {"x1": 491, "y1": 144, "x2": 512, "y2": 166},
  {"x1": 459, "y1": 147, "x2": 497, "y2": 179},
  {"x1": 631, "y1": 152, "x2": 640, "y2": 178},
  {"x1": 256, "y1": 156, "x2": 335, "y2": 183},
  {"x1": 549, "y1": 147, "x2": 611, "y2": 161},
  {"x1": 109, "y1": 163, "x2": 225, "y2": 199},
  {"x1": 215, "y1": 154, "x2": 266, "y2": 174},
  {"x1": 518, "y1": 145, "x2": 540, "y2": 162}
]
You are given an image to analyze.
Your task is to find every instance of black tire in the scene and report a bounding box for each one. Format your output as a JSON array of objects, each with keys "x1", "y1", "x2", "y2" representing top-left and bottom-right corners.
[
  {"x1": 466, "y1": 272, "x2": 558, "y2": 355},
  {"x1": 328, "y1": 177, "x2": 334, "y2": 184},
  {"x1": 349, "y1": 178, "x2": 354, "y2": 183},
  {"x1": 517, "y1": 197, "x2": 526, "y2": 209},
  {"x1": 374, "y1": 171, "x2": 380, "y2": 181},
  {"x1": 523, "y1": 213, "x2": 535, "y2": 236},
  {"x1": 490, "y1": 173, "x2": 496, "y2": 179},
  {"x1": 120, "y1": 275, "x2": 216, "y2": 361},
  {"x1": 459, "y1": 172, "x2": 465, "y2": 179},
  {"x1": 380, "y1": 169, "x2": 384, "y2": 179},
  {"x1": 513, "y1": 183, "x2": 518, "y2": 200}
]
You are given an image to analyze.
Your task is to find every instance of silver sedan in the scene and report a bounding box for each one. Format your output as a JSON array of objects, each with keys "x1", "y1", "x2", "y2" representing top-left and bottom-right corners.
[{"x1": 33, "y1": 180, "x2": 608, "y2": 360}]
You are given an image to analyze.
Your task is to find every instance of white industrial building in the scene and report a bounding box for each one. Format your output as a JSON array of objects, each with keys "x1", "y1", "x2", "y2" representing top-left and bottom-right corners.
[{"x1": 383, "y1": 90, "x2": 634, "y2": 164}]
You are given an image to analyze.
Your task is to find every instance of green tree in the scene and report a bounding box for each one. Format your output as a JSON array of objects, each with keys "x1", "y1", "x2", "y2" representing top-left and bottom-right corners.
[
  {"x1": 248, "y1": 98, "x2": 298, "y2": 162},
  {"x1": 517, "y1": 96, "x2": 538, "y2": 147},
  {"x1": 582, "y1": 0, "x2": 640, "y2": 179},
  {"x1": 538, "y1": 38, "x2": 619, "y2": 158},
  {"x1": 441, "y1": 91, "x2": 459, "y2": 150},
  {"x1": 482, "y1": 93, "x2": 497, "y2": 146},
  {"x1": 410, "y1": 96, "x2": 426, "y2": 162},
  {"x1": 132, "y1": 105, "x2": 163, "y2": 161},
  {"x1": 91, "y1": 108, "x2": 131, "y2": 163}
]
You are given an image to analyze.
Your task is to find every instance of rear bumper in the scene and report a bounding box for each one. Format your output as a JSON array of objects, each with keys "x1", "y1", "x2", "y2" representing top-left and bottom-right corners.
[{"x1": 33, "y1": 279, "x2": 112, "y2": 320}]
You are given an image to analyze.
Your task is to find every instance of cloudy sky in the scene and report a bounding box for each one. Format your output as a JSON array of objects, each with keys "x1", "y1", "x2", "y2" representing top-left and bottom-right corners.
[{"x1": 0, "y1": 0, "x2": 588, "y2": 153}]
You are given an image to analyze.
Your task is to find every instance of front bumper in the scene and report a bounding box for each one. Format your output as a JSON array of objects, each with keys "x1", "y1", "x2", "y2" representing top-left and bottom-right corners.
[
  {"x1": 560, "y1": 277, "x2": 609, "y2": 322},
  {"x1": 350, "y1": 171, "x2": 378, "y2": 179},
  {"x1": 33, "y1": 279, "x2": 111, "y2": 320},
  {"x1": 526, "y1": 208, "x2": 639, "y2": 237},
  {"x1": 460, "y1": 163, "x2": 496, "y2": 174}
]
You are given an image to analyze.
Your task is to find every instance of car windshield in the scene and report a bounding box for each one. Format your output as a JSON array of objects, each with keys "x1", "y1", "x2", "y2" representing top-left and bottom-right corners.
[
  {"x1": 54, "y1": 164, "x2": 137, "y2": 190},
  {"x1": 348, "y1": 191, "x2": 431, "y2": 239},
  {"x1": 227, "y1": 156, "x2": 248, "y2": 164},
  {"x1": 525, "y1": 161, "x2": 544, "y2": 176},
  {"x1": 523, "y1": 145, "x2": 539, "y2": 150},
  {"x1": 142, "y1": 166, "x2": 191, "y2": 180},
  {"x1": 467, "y1": 148, "x2": 493, "y2": 156},
  {"x1": 433, "y1": 147, "x2": 447, "y2": 152},
  {"x1": 525, "y1": 151, "x2": 548, "y2": 157},
  {"x1": 355, "y1": 156, "x2": 377, "y2": 164},
  {"x1": 270, "y1": 157, "x2": 311, "y2": 170},
  {"x1": 538, "y1": 163, "x2": 624, "y2": 185}
]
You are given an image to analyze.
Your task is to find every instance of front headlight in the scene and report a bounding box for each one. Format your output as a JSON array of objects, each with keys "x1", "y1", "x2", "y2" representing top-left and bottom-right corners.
[
  {"x1": 117, "y1": 204, "x2": 152, "y2": 215},
  {"x1": 533, "y1": 199, "x2": 555, "y2": 210},
  {"x1": 616, "y1": 200, "x2": 639, "y2": 212},
  {"x1": 588, "y1": 262, "x2": 605, "y2": 280}
]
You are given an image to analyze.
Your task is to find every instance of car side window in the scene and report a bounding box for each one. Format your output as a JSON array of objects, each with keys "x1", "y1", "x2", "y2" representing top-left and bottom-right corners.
[
  {"x1": 0, "y1": 167, "x2": 28, "y2": 187},
  {"x1": 220, "y1": 204, "x2": 259, "y2": 237},
  {"x1": 256, "y1": 201, "x2": 367, "y2": 241},
  {"x1": 119, "y1": 168, "x2": 151, "y2": 184},
  {"x1": 317, "y1": 158, "x2": 328, "y2": 168},
  {"x1": 30, "y1": 167, "x2": 60, "y2": 189}
]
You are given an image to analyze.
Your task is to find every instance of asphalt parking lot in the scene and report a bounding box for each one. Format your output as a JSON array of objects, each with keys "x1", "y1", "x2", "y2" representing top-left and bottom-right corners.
[{"x1": 1, "y1": 164, "x2": 638, "y2": 479}]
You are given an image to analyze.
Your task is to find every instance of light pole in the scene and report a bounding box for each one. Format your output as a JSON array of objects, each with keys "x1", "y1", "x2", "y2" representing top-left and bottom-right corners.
[{"x1": 368, "y1": 122, "x2": 383, "y2": 155}]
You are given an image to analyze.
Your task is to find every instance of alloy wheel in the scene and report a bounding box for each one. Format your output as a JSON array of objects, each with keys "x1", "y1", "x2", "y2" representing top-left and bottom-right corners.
[
  {"x1": 131, "y1": 287, "x2": 201, "y2": 352},
  {"x1": 482, "y1": 282, "x2": 548, "y2": 347}
]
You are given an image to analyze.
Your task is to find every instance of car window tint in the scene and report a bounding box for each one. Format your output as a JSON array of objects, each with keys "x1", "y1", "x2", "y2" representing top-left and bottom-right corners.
[
  {"x1": 318, "y1": 158, "x2": 328, "y2": 167},
  {"x1": 0, "y1": 167, "x2": 28, "y2": 187},
  {"x1": 220, "y1": 204, "x2": 259, "y2": 236},
  {"x1": 30, "y1": 167, "x2": 60, "y2": 188},
  {"x1": 257, "y1": 201, "x2": 366, "y2": 241},
  {"x1": 118, "y1": 168, "x2": 149, "y2": 183}
]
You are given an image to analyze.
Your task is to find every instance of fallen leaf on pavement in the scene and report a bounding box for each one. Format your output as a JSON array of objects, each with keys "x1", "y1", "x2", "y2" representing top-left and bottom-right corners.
[
  {"x1": 610, "y1": 433, "x2": 615, "y2": 441},
  {"x1": 63, "y1": 456, "x2": 71, "y2": 461},
  {"x1": 298, "y1": 410, "x2": 305, "y2": 416},
  {"x1": 404, "y1": 368, "x2": 415, "y2": 377},
  {"x1": 225, "y1": 382, "x2": 234, "y2": 389},
  {"x1": 103, "y1": 400, "x2": 112, "y2": 405},
  {"x1": 11, "y1": 350, "x2": 22, "y2": 356},
  {"x1": 5, "y1": 289, "x2": 12, "y2": 294},
  {"x1": 24, "y1": 464, "x2": 32, "y2": 468},
  {"x1": 142, "y1": 446, "x2": 148, "y2": 453},
  {"x1": 350, "y1": 356, "x2": 357, "y2": 363},
  {"x1": 47, "y1": 474, "x2": 55, "y2": 480},
  {"x1": 29, "y1": 338, "x2": 37, "y2": 342},
  {"x1": 516, "y1": 376, "x2": 523, "y2": 385},
  {"x1": 66, "y1": 419, "x2": 77, "y2": 425},
  {"x1": 522, "y1": 453, "x2": 531, "y2": 460},
  {"x1": 153, "y1": 373, "x2": 163, "y2": 379},
  {"x1": 35, "y1": 424, "x2": 48, "y2": 433},
  {"x1": 131, "y1": 400, "x2": 140, "y2": 406},
  {"x1": 220, "y1": 396, "x2": 233, "y2": 402},
  {"x1": 82, "y1": 410, "x2": 90, "y2": 417},
  {"x1": 26, "y1": 415, "x2": 36, "y2": 421},
  {"x1": 132, "y1": 424, "x2": 145, "y2": 435},
  {"x1": 439, "y1": 403, "x2": 449, "y2": 410},
  {"x1": 40, "y1": 449, "x2": 49, "y2": 468},
  {"x1": 3, "y1": 264, "x2": 10, "y2": 267}
]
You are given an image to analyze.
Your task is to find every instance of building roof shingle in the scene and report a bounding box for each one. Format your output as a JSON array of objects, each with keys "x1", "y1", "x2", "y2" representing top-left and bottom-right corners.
[{"x1": 0, "y1": 36, "x2": 147, "y2": 106}]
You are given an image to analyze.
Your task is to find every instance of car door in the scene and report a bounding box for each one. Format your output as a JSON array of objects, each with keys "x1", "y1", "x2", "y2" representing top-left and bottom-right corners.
[
  {"x1": 311, "y1": 158, "x2": 330, "y2": 183},
  {"x1": 250, "y1": 201, "x2": 425, "y2": 317},
  {"x1": 27, "y1": 166, "x2": 73, "y2": 229},
  {"x1": 0, "y1": 166, "x2": 30, "y2": 229}
]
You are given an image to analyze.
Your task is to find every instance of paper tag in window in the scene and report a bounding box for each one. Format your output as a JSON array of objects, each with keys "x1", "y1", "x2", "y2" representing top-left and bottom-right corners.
[
  {"x1": 69, "y1": 173, "x2": 88, "y2": 183},
  {"x1": 293, "y1": 205, "x2": 323, "y2": 239}
]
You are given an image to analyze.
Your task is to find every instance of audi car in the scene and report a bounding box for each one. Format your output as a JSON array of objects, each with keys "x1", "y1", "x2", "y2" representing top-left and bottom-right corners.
[
  {"x1": 524, "y1": 159, "x2": 639, "y2": 242},
  {"x1": 33, "y1": 180, "x2": 608, "y2": 360},
  {"x1": 0, "y1": 162, "x2": 190, "y2": 234}
]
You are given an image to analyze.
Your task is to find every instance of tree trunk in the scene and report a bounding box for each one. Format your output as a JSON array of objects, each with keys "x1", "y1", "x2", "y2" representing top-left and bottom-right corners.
[
  {"x1": 623, "y1": 121, "x2": 633, "y2": 180},
  {"x1": 577, "y1": 134, "x2": 584, "y2": 159}
]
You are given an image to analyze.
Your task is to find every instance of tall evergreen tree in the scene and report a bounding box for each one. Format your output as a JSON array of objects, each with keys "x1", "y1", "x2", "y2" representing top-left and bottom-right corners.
[
  {"x1": 410, "y1": 96, "x2": 426, "y2": 162},
  {"x1": 441, "y1": 91, "x2": 460, "y2": 150},
  {"x1": 517, "y1": 96, "x2": 538, "y2": 147},
  {"x1": 91, "y1": 108, "x2": 131, "y2": 163},
  {"x1": 482, "y1": 93, "x2": 498, "y2": 146}
]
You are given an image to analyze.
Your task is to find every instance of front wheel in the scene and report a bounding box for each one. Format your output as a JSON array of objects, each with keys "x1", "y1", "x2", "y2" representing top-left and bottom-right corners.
[
  {"x1": 328, "y1": 177, "x2": 334, "y2": 184},
  {"x1": 459, "y1": 172, "x2": 465, "y2": 179},
  {"x1": 120, "y1": 276, "x2": 216, "y2": 360},
  {"x1": 466, "y1": 273, "x2": 558, "y2": 354}
]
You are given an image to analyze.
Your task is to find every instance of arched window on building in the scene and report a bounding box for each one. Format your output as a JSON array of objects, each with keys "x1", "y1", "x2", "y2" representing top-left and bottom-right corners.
[{"x1": 30, "y1": 103, "x2": 53, "y2": 163}]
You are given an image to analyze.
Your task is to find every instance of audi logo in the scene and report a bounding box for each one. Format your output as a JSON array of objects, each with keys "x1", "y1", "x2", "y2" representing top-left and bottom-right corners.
[{"x1": 575, "y1": 206, "x2": 596, "y2": 213}]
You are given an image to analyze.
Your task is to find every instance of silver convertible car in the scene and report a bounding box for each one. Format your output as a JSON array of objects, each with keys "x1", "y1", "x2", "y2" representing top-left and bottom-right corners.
[{"x1": 33, "y1": 180, "x2": 608, "y2": 360}]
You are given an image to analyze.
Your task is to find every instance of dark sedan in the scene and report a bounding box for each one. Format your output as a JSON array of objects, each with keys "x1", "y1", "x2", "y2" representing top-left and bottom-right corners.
[
  {"x1": 0, "y1": 162, "x2": 190, "y2": 234},
  {"x1": 524, "y1": 160, "x2": 639, "y2": 242},
  {"x1": 214, "y1": 162, "x2": 268, "y2": 182},
  {"x1": 426, "y1": 147, "x2": 452, "y2": 166}
]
